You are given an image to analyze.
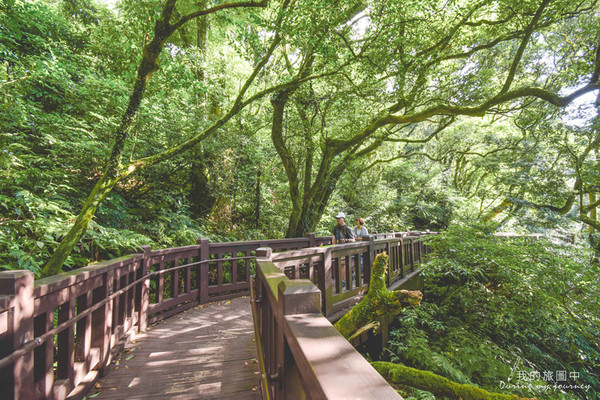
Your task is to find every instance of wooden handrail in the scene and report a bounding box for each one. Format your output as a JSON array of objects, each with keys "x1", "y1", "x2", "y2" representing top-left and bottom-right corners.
[
  {"x1": 251, "y1": 232, "x2": 438, "y2": 399},
  {"x1": 0, "y1": 254, "x2": 255, "y2": 370},
  {"x1": 252, "y1": 255, "x2": 404, "y2": 398},
  {"x1": 0, "y1": 234, "x2": 333, "y2": 400},
  {"x1": 0, "y1": 271, "x2": 147, "y2": 370}
]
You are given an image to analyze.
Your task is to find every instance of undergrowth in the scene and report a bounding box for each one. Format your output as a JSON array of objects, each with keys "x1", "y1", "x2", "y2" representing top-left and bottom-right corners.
[{"x1": 385, "y1": 225, "x2": 600, "y2": 400}]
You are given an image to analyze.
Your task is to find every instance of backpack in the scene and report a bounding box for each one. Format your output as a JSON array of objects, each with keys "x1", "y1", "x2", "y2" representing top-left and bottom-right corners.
[{"x1": 334, "y1": 224, "x2": 354, "y2": 242}]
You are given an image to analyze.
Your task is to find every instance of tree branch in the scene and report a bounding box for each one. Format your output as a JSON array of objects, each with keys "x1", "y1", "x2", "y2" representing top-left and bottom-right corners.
[
  {"x1": 384, "y1": 117, "x2": 454, "y2": 143},
  {"x1": 172, "y1": 0, "x2": 267, "y2": 31},
  {"x1": 581, "y1": 197, "x2": 600, "y2": 214},
  {"x1": 361, "y1": 151, "x2": 442, "y2": 173},
  {"x1": 454, "y1": 139, "x2": 525, "y2": 158},
  {"x1": 579, "y1": 212, "x2": 600, "y2": 230},
  {"x1": 386, "y1": 82, "x2": 600, "y2": 125},
  {"x1": 498, "y1": 0, "x2": 550, "y2": 95},
  {"x1": 532, "y1": 194, "x2": 576, "y2": 214}
]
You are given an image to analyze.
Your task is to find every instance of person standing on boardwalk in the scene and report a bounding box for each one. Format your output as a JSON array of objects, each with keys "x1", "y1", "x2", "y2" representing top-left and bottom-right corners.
[
  {"x1": 333, "y1": 212, "x2": 355, "y2": 244},
  {"x1": 353, "y1": 217, "x2": 369, "y2": 240}
]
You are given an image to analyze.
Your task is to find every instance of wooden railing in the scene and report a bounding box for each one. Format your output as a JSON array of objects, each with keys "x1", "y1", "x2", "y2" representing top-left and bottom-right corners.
[
  {"x1": 251, "y1": 232, "x2": 436, "y2": 399},
  {"x1": 269, "y1": 232, "x2": 434, "y2": 317},
  {"x1": 0, "y1": 234, "x2": 331, "y2": 400}
]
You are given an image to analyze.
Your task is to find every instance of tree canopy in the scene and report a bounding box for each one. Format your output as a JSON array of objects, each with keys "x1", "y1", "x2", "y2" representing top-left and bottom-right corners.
[{"x1": 2, "y1": 0, "x2": 598, "y2": 275}]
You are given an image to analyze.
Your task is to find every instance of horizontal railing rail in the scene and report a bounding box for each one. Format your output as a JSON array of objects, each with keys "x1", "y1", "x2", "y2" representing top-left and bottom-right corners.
[{"x1": 0, "y1": 233, "x2": 332, "y2": 400}]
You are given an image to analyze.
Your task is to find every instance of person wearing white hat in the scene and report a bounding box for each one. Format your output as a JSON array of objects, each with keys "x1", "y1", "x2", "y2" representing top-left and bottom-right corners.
[{"x1": 333, "y1": 212, "x2": 355, "y2": 244}]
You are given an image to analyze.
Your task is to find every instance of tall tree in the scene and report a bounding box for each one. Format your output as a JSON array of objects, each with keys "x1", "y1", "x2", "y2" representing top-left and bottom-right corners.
[
  {"x1": 41, "y1": 0, "x2": 279, "y2": 277},
  {"x1": 269, "y1": 0, "x2": 600, "y2": 237}
]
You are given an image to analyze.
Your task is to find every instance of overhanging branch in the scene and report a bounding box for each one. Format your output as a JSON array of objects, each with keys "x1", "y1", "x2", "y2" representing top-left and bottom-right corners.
[
  {"x1": 498, "y1": 0, "x2": 550, "y2": 94},
  {"x1": 172, "y1": 0, "x2": 268, "y2": 31}
]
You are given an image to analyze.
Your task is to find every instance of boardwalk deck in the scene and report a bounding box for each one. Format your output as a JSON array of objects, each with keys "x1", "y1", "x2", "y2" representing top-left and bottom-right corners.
[{"x1": 88, "y1": 296, "x2": 261, "y2": 400}]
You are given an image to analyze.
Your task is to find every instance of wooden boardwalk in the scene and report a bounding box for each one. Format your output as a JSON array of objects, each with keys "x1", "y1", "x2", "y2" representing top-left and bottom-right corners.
[{"x1": 88, "y1": 296, "x2": 261, "y2": 400}]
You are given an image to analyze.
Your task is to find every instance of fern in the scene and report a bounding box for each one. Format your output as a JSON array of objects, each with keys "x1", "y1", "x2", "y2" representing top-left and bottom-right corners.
[{"x1": 404, "y1": 389, "x2": 436, "y2": 400}]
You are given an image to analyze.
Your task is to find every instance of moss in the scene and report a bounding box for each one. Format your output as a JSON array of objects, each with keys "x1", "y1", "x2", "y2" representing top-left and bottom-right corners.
[
  {"x1": 42, "y1": 176, "x2": 118, "y2": 277},
  {"x1": 334, "y1": 252, "x2": 422, "y2": 338},
  {"x1": 372, "y1": 362, "x2": 535, "y2": 400}
]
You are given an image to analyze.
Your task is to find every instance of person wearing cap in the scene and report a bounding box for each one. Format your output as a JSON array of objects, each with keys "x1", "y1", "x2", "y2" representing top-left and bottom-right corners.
[{"x1": 333, "y1": 212, "x2": 355, "y2": 244}]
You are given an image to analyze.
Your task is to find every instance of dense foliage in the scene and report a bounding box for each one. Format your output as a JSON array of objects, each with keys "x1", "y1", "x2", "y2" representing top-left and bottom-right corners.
[
  {"x1": 1, "y1": 2, "x2": 599, "y2": 398},
  {"x1": 2, "y1": 0, "x2": 599, "y2": 276},
  {"x1": 385, "y1": 227, "x2": 600, "y2": 399},
  {"x1": 0, "y1": 0, "x2": 285, "y2": 274}
]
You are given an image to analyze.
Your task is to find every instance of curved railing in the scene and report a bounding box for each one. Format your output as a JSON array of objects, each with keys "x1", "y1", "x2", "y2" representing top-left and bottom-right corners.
[
  {"x1": 251, "y1": 232, "x2": 437, "y2": 399},
  {"x1": 0, "y1": 234, "x2": 331, "y2": 400}
]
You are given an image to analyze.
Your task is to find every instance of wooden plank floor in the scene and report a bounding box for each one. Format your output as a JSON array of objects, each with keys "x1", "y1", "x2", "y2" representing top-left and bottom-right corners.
[{"x1": 88, "y1": 296, "x2": 261, "y2": 400}]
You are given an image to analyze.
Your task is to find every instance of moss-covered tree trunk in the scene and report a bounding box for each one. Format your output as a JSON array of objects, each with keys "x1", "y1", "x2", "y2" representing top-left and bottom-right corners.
[
  {"x1": 332, "y1": 253, "x2": 535, "y2": 400},
  {"x1": 285, "y1": 174, "x2": 337, "y2": 238},
  {"x1": 372, "y1": 362, "x2": 536, "y2": 400},
  {"x1": 334, "y1": 252, "x2": 423, "y2": 339},
  {"x1": 42, "y1": 175, "x2": 119, "y2": 277},
  {"x1": 40, "y1": 0, "x2": 271, "y2": 278}
]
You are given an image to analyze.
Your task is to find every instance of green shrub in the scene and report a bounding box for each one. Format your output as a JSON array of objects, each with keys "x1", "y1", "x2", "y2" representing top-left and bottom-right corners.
[{"x1": 386, "y1": 225, "x2": 600, "y2": 399}]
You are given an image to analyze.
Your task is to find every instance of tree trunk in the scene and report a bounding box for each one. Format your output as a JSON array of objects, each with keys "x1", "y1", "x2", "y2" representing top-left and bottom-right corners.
[
  {"x1": 334, "y1": 252, "x2": 422, "y2": 339},
  {"x1": 190, "y1": 153, "x2": 214, "y2": 216},
  {"x1": 589, "y1": 191, "x2": 597, "y2": 234},
  {"x1": 285, "y1": 179, "x2": 336, "y2": 238},
  {"x1": 189, "y1": 4, "x2": 211, "y2": 216},
  {"x1": 42, "y1": 175, "x2": 118, "y2": 277},
  {"x1": 254, "y1": 169, "x2": 261, "y2": 227},
  {"x1": 40, "y1": 0, "x2": 270, "y2": 277},
  {"x1": 270, "y1": 89, "x2": 302, "y2": 238}
]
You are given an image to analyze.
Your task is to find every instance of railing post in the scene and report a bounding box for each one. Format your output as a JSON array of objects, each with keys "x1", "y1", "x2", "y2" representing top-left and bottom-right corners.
[
  {"x1": 278, "y1": 280, "x2": 321, "y2": 315},
  {"x1": 0, "y1": 270, "x2": 35, "y2": 400},
  {"x1": 320, "y1": 249, "x2": 333, "y2": 316},
  {"x1": 384, "y1": 237, "x2": 393, "y2": 287},
  {"x1": 138, "y1": 245, "x2": 151, "y2": 332},
  {"x1": 198, "y1": 238, "x2": 210, "y2": 304},
  {"x1": 409, "y1": 237, "x2": 415, "y2": 272},
  {"x1": 100, "y1": 268, "x2": 115, "y2": 375},
  {"x1": 90, "y1": 268, "x2": 115, "y2": 377},
  {"x1": 367, "y1": 234, "x2": 376, "y2": 267},
  {"x1": 414, "y1": 233, "x2": 422, "y2": 264},
  {"x1": 305, "y1": 232, "x2": 316, "y2": 248},
  {"x1": 56, "y1": 297, "x2": 75, "y2": 387},
  {"x1": 277, "y1": 279, "x2": 321, "y2": 398},
  {"x1": 256, "y1": 247, "x2": 273, "y2": 259},
  {"x1": 394, "y1": 233, "x2": 405, "y2": 278}
]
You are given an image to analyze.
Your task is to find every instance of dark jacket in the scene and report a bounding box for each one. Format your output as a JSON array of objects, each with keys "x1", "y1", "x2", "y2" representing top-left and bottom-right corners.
[{"x1": 333, "y1": 224, "x2": 355, "y2": 243}]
